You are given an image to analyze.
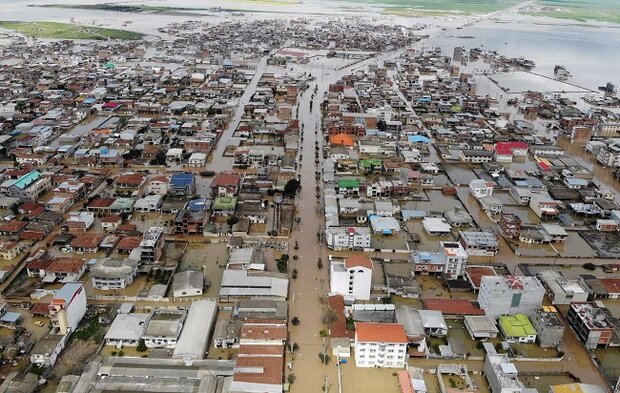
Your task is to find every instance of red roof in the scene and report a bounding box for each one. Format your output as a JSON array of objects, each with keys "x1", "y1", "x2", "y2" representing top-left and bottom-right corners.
[
  {"x1": 0, "y1": 220, "x2": 27, "y2": 233},
  {"x1": 26, "y1": 259, "x2": 52, "y2": 271},
  {"x1": 88, "y1": 197, "x2": 115, "y2": 209},
  {"x1": 115, "y1": 173, "x2": 145, "y2": 186},
  {"x1": 116, "y1": 236, "x2": 141, "y2": 250},
  {"x1": 423, "y1": 299, "x2": 485, "y2": 315},
  {"x1": 599, "y1": 278, "x2": 620, "y2": 294},
  {"x1": 46, "y1": 258, "x2": 85, "y2": 274},
  {"x1": 345, "y1": 255, "x2": 373, "y2": 270},
  {"x1": 495, "y1": 141, "x2": 528, "y2": 155},
  {"x1": 70, "y1": 234, "x2": 103, "y2": 249},
  {"x1": 211, "y1": 173, "x2": 240, "y2": 188},
  {"x1": 355, "y1": 322, "x2": 408, "y2": 343},
  {"x1": 100, "y1": 214, "x2": 121, "y2": 223},
  {"x1": 30, "y1": 303, "x2": 50, "y2": 316},
  {"x1": 398, "y1": 371, "x2": 414, "y2": 393},
  {"x1": 327, "y1": 294, "x2": 354, "y2": 339},
  {"x1": 466, "y1": 266, "x2": 497, "y2": 289}
]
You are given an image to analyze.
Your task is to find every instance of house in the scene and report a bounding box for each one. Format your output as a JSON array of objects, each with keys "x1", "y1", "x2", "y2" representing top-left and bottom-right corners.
[
  {"x1": 188, "y1": 152, "x2": 207, "y2": 167},
  {"x1": 48, "y1": 282, "x2": 87, "y2": 335},
  {"x1": 42, "y1": 258, "x2": 87, "y2": 283},
  {"x1": 210, "y1": 173, "x2": 241, "y2": 197},
  {"x1": 147, "y1": 176, "x2": 170, "y2": 195},
  {"x1": 464, "y1": 316, "x2": 499, "y2": 340},
  {"x1": 0, "y1": 242, "x2": 22, "y2": 260},
  {"x1": 65, "y1": 212, "x2": 95, "y2": 233},
  {"x1": 114, "y1": 173, "x2": 146, "y2": 195},
  {"x1": 219, "y1": 270, "x2": 289, "y2": 300},
  {"x1": 30, "y1": 333, "x2": 69, "y2": 367},
  {"x1": 499, "y1": 314, "x2": 537, "y2": 343},
  {"x1": 564, "y1": 177, "x2": 589, "y2": 189},
  {"x1": 422, "y1": 217, "x2": 452, "y2": 236},
  {"x1": 134, "y1": 194, "x2": 163, "y2": 212},
  {"x1": 478, "y1": 276, "x2": 545, "y2": 318},
  {"x1": 104, "y1": 313, "x2": 148, "y2": 347},
  {"x1": 68, "y1": 234, "x2": 103, "y2": 254},
  {"x1": 418, "y1": 310, "x2": 448, "y2": 337},
  {"x1": 100, "y1": 214, "x2": 122, "y2": 233},
  {"x1": 567, "y1": 302, "x2": 616, "y2": 349},
  {"x1": 438, "y1": 241, "x2": 468, "y2": 280},
  {"x1": 530, "y1": 194, "x2": 561, "y2": 219},
  {"x1": 330, "y1": 256, "x2": 373, "y2": 301},
  {"x1": 174, "y1": 209, "x2": 208, "y2": 235},
  {"x1": 354, "y1": 322, "x2": 408, "y2": 368},
  {"x1": 325, "y1": 226, "x2": 371, "y2": 251},
  {"x1": 531, "y1": 307, "x2": 565, "y2": 348},
  {"x1": 369, "y1": 215, "x2": 400, "y2": 235},
  {"x1": 172, "y1": 271, "x2": 204, "y2": 297},
  {"x1": 169, "y1": 172, "x2": 196, "y2": 197},
  {"x1": 336, "y1": 178, "x2": 360, "y2": 196},
  {"x1": 469, "y1": 179, "x2": 494, "y2": 198},
  {"x1": 90, "y1": 258, "x2": 139, "y2": 290}
]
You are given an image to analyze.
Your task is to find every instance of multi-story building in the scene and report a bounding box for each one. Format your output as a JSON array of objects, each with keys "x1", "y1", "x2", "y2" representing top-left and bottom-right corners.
[
  {"x1": 500, "y1": 213, "x2": 522, "y2": 238},
  {"x1": 325, "y1": 226, "x2": 371, "y2": 251},
  {"x1": 469, "y1": 179, "x2": 494, "y2": 198},
  {"x1": 0, "y1": 170, "x2": 51, "y2": 201},
  {"x1": 478, "y1": 276, "x2": 545, "y2": 318},
  {"x1": 90, "y1": 258, "x2": 139, "y2": 290},
  {"x1": 499, "y1": 314, "x2": 537, "y2": 343},
  {"x1": 531, "y1": 307, "x2": 565, "y2": 348},
  {"x1": 484, "y1": 353, "x2": 524, "y2": 393},
  {"x1": 537, "y1": 270, "x2": 589, "y2": 305},
  {"x1": 330, "y1": 256, "x2": 373, "y2": 300},
  {"x1": 48, "y1": 282, "x2": 87, "y2": 335},
  {"x1": 439, "y1": 241, "x2": 468, "y2": 280},
  {"x1": 139, "y1": 227, "x2": 165, "y2": 263},
  {"x1": 567, "y1": 302, "x2": 616, "y2": 349},
  {"x1": 65, "y1": 211, "x2": 95, "y2": 233},
  {"x1": 458, "y1": 231, "x2": 499, "y2": 256},
  {"x1": 354, "y1": 322, "x2": 408, "y2": 368},
  {"x1": 169, "y1": 172, "x2": 196, "y2": 197}
]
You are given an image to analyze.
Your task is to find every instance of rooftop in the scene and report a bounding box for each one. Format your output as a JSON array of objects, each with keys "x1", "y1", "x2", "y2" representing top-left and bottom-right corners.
[{"x1": 355, "y1": 322, "x2": 408, "y2": 344}]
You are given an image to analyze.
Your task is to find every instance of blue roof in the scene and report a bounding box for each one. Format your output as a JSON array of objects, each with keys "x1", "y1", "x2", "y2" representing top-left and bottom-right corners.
[
  {"x1": 171, "y1": 172, "x2": 195, "y2": 187},
  {"x1": 187, "y1": 197, "x2": 210, "y2": 211},
  {"x1": 0, "y1": 312, "x2": 21, "y2": 324},
  {"x1": 83, "y1": 98, "x2": 96, "y2": 105},
  {"x1": 13, "y1": 171, "x2": 40, "y2": 190},
  {"x1": 402, "y1": 210, "x2": 426, "y2": 220},
  {"x1": 408, "y1": 135, "x2": 430, "y2": 143}
]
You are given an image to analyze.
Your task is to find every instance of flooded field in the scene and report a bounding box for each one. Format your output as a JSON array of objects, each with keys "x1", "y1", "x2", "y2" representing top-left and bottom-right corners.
[
  {"x1": 178, "y1": 242, "x2": 228, "y2": 297},
  {"x1": 595, "y1": 347, "x2": 620, "y2": 386},
  {"x1": 445, "y1": 165, "x2": 479, "y2": 186},
  {"x1": 520, "y1": 374, "x2": 576, "y2": 391}
]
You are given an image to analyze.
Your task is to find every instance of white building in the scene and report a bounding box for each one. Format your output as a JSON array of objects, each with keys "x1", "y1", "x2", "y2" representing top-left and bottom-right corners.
[
  {"x1": 330, "y1": 256, "x2": 373, "y2": 301},
  {"x1": 104, "y1": 313, "x2": 148, "y2": 347},
  {"x1": 141, "y1": 309, "x2": 187, "y2": 348},
  {"x1": 484, "y1": 353, "x2": 524, "y2": 393},
  {"x1": 325, "y1": 226, "x2": 371, "y2": 251},
  {"x1": 90, "y1": 258, "x2": 139, "y2": 290},
  {"x1": 49, "y1": 282, "x2": 87, "y2": 335},
  {"x1": 172, "y1": 271, "x2": 204, "y2": 298},
  {"x1": 439, "y1": 241, "x2": 468, "y2": 280},
  {"x1": 469, "y1": 179, "x2": 494, "y2": 199},
  {"x1": 354, "y1": 322, "x2": 408, "y2": 368},
  {"x1": 188, "y1": 152, "x2": 207, "y2": 167},
  {"x1": 478, "y1": 276, "x2": 545, "y2": 318}
]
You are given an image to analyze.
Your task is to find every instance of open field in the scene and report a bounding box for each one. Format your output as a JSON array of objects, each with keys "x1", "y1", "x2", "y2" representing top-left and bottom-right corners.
[
  {"x1": 523, "y1": 0, "x2": 620, "y2": 24},
  {"x1": 0, "y1": 21, "x2": 143, "y2": 40}
]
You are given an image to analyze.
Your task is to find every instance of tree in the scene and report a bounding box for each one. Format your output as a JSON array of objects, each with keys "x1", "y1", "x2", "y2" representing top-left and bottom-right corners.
[
  {"x1": 287, "y1": 373, "x2": 297, "y2": 384},
  {"x1": 321, "y1": 307, "x2": 338, "y2": 325},
  {"x1": 317, "y1": 258, "x2": 323, "y2": 269},
  {"x1": 318, "y1": 353, "x2": 331, "y2": 364},
  {"x1": 227, "y1": 216, "x2": 239, "y2": 226},
  {"x1": 291, "y1": 316, "x2": 300, "y2": 326},
  {"x1": 377, "y1": 119, "x2": 387, "y2": 132},
  {"x1": 136, "y1": 339, "x2": 147, "y2": 352},
  {"x1": 283, "y1": 178, "x2": 301, "y2": 198},
  {"x1": 277, "y1": 254, "x2": 289, "y2": 273}
]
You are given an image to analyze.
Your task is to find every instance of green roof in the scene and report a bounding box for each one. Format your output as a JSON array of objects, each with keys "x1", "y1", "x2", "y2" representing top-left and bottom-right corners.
[
  {"x1": 109, "y1": 197, "x2": 135, "y2": 210},
  {"x1": 358, "y1": 158, "x2": 382, "y2": 169},
  {"x1": 338, "y1": 179, "x2": 360, "y2": 189},
  {"x1": 213, "y1": 196, "x2": 237, "y2": 210},
  {"x1": 499, "y1": 314, "x2": 536, "y2": 337},
  {"x1": 13, "y1": 171, "x2": 41, "y2": 190}
]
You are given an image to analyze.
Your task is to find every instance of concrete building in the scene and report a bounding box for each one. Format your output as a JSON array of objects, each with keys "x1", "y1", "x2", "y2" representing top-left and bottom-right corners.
[
  {"x1": 354, "y1": 322, "x2": 408, "y2": 368},
  {"x1": 139, "y1": 227, "x2": 165, "y2": 262},
  {"x1": 330, "y1": 256, "x2": 373, "y2": 301},
  {"x1": 484, "y1": 353, "x2": 524, "y2": 393},
  {"x1": 142, "y1": 309, "x2": 187, "y2": 348},
  {"x1": 531, "y1": 307, "x2": 565, "y2": 348},
  {"x1": 439, "y1": 241, "x2": 468, "y2": 280},
  {"x1": 458, "y1": 231, "x2": 499, "y2": 256},
  {"x1": 469, "y1": 179, "x2": 494, "y2": 198},
  {"x1": 172, "y1": 300, "x2": 218, "y2": 363},
  {"x1": 478, "y1": 276, "x2": 545, "y2": 318},
  {"x1": 172, "y1": 271, "x2": 204, "y2": 298},
  {"x1": 219, "y1": 270, "x2": 289, "y2": 300},
  {"x1": 464, "y1": 315, "x2": 499, "y2": 340},
  {"x1": 104, "y1": 313, "x2": 148, "y2": 347},
  {"x1": 567, "y1": 302, "x2": 616, "y2": 349},
  {"x1": 325, "y1": 226, "x2": 371, "y2": 251},
  {"x1": 90, "y1": 258, "x2": 139, "y2": 290},
  {"x1": 537, "y1": 270, "x2": 589, "y2": 305},
  {"x1": 48, "y1": 282, "x2": 87, "y2": 335}
]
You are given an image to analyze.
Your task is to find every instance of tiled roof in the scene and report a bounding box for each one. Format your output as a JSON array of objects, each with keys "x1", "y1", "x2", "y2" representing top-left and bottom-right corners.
[{"x1": 355, "y1": 322, "x2": 407, "y2": 343}]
